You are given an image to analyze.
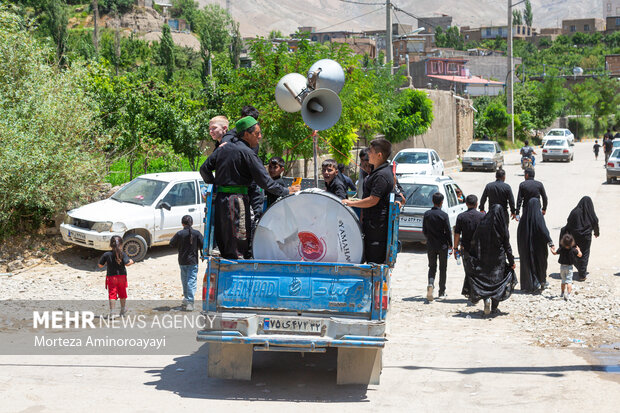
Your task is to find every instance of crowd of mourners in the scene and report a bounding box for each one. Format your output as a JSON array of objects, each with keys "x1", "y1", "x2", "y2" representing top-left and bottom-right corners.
[{"x1": 424, "y1": 167, "x2": 599, "y2": 316}]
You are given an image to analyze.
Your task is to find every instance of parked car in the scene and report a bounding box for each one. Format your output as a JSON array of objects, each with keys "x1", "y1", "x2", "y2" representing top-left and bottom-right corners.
[
  {"x1": 461, "y1": 141, "x2": 504, "y2": 172},
  {"x1": 606, "y1": 148, "x2": 620, "y2": 184},
  {"x1": 542, "y1": 128, "x2": 574, "y2": 146},
  {"x1": 542, "y1": 138, "x2": 574, "y2": 162},
  {"x1": 612, "y1": 138, "x2": 620, "y2": 150},
  {"x1": 60, "y1": 172, "x2": 206, "y2": 261},
  {"x1": 393, "y1": 148, "x2": 444, "y2": 177},
  {"x1": 397, "y1": 175, "x2": 467, "y2": 243}
]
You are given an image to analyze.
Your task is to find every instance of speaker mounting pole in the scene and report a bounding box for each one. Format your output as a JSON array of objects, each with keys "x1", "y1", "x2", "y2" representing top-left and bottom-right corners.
[{"x1": 313, "y1": 130, "x2": 319, "y2": 188}]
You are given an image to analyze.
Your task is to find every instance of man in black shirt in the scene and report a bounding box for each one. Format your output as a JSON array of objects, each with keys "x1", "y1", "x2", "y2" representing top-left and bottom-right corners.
[
  {"x1": 221, "y1": 106, "x2": 265, "y2": 226},
  {"x1": 603, "y1": 133, "x2": 613, "y2": 165},
  {"x1": 516, "y1": 168, "x2": 548, "y2": 217},
  {"x1": 338, "y1": 163, "x2": 357, "y2": 192},
  {"x1": 423, "y1": 192, "x2": 452, "y2": 301},
  {"x1": 480, "y1": 168, "x2": 516, "y2": 226},
  {"x1": 343, "y1": 138, "x2": 394, "y2": 264},
  {"x1": 266, "y1": 156, "x2": 286, "y2": 208},
  {"x1": 323, "y1": 159, "x2": 348, "y2": 200},
  {"x1": 454, "y1": 195, "x2": 484, "y2": 279},
  {"x1": 170, "y1": 215, "x2": 204, "y2": 311},
  {"x1": 200, "y1": 116, "x2": 299, "y2": 259}
]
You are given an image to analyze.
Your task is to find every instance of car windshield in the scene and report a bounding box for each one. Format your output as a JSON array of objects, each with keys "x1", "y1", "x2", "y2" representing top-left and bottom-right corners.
[
  {"x1": 400, "y1": 183, "x2": 438, "y2": 207},
  {"x1": 468, "y1": 143, "x2": 495, "y2": 152},
  {"x1": 547, "y1": 130, "x2": 564, "y2": 136},
  {"x1": 111, "y1": 178, "x2": 168, "y2": 206},
  {"x1": 394, "y1": 152, "x2": 429, "y2": 164},
  {"x1": 613, "y1": 140, "x2": 620, "y2": 148},
  {"x1": 545, "y1": 139, "x2": 566, "y2": 147},
  {"x1": 612, "y1": 148, "x2": 620, "y2": 159}
]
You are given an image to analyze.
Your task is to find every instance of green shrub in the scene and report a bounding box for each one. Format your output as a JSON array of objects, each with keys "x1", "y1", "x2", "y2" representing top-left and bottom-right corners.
[{"x1": 0, "y1": 6, "x2": 105, "y2": 236}]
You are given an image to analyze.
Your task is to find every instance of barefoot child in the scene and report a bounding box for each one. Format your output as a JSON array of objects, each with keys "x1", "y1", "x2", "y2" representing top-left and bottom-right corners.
[
  {"x1": 98, "y1": 236, "x2": 134, "y2": 316},
  {"x1": 554, "y1": 233, "x2": 582, "y2": 301}
]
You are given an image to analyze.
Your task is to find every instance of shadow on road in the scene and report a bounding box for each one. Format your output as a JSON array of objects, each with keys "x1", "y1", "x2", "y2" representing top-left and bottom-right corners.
[
  {"x1": 549, "y1": 272, "x2": 561, "y2": 280},
  {"x1": 402, "y1": 296, "x2": 468, "y2": 305},
  {"x1": 386, "y1": 364, "x2": 607, "y2": 377},
  {"x1": 399, "y1": 242, "x2": 427, "y2": 255},
  {"x1": 53, "y1": 244, "x2": 177, "y2": 271},
  {"x1": 144, "y1": 345, "x2": 371, "y2": 402}
]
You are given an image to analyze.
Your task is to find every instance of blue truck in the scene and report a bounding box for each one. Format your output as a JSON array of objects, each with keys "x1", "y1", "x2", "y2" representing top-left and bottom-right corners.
[{"x1": 196, "y1": 185, "x2": 400, "y2": 384}]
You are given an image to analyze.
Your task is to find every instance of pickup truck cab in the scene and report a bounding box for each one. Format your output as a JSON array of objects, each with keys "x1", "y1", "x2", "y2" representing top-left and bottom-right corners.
[
  {"x1": 60, "y1": 172, "x2": 206, "y2": 261},
  {"x1": 197, "y1": 185, "x2": 400, "y2": 385}
]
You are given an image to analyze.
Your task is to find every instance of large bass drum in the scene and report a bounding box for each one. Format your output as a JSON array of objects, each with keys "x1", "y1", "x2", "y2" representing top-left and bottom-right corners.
[{"x1": 252, "y1": 189, "x2": 364, "y2": 264}]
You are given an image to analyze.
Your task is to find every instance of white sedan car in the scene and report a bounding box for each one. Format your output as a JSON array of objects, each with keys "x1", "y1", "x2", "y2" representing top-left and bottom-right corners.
[
  {"x1": 60, "y1": 172, "x2": 206, "y2": 261},
  {"x1": 542, "y1": 138, "x2": 574, "y2": 162},
  {"x1": 393, "y1": 148, "x2": 444, "y2": 177},
  {"x1": 607, "y1": 148, "x2": 620, "y2": 184},
  {"x1": 397, "y1": 175, "x2": 467, "y2": 243},
  {"x1": 542, "y1": 128, "x2": 574, "y2": 146}
]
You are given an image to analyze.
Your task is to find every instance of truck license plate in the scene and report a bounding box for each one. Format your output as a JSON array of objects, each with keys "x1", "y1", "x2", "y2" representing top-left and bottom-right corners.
[
  {"x1": 69, "y1": 231, "x2": 85, "y2": 240},
  {"x1": 263, "y1": 317, "x2": 323, "y2": 333},
  {"x1": 399, "y1": 216, "x2": 422, "y2": 226}
]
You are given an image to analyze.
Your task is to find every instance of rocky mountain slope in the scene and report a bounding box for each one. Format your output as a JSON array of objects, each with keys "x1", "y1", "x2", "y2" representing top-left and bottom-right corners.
[{"x1": 198, "y1": 0, "x2": 602, "y2": 37}]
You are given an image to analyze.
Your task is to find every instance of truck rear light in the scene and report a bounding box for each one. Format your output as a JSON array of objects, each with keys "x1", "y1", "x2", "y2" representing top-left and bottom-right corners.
[
  {"x1": 221, "y1": 320, "x2": 237, "y2": 329},
  {"x1": 208, "y1": 272, "x2": 217, "y2": 302},
  {"x1": 562, "y1": 149, "x2": 569, "y2": 153},
  {"x1": 374, "y1": 281, "x2": 389, "y2": 310}
]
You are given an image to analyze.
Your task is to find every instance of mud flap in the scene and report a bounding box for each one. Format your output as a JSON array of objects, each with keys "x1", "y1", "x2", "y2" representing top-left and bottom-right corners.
[
  {"x1": 336, "y1": 347, "x2": 382, "y2": 385},
  {"x1": 207, "y1": 343, "x2": 253, "y2": 380}
]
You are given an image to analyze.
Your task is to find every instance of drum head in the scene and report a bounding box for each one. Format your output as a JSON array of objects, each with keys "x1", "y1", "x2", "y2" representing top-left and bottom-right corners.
[{"x1": 253, "y1": 189, "x2": 364, "y2": 264}]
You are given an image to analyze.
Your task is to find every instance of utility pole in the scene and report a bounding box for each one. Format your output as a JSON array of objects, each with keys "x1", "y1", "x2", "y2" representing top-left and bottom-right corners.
[
  {"x1": 386, "y1": 0, "x2": 393, "y2": 72},
  {"x1": 226, "y1": 0, "x2": 231, "y2": 14},
  {"x1": 507, "y1": 0, "x2": 515, "y2": 143}
]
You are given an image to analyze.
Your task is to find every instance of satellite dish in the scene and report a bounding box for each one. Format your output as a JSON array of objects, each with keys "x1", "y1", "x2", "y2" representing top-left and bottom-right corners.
[
  {"x1": 307, "y1": 59, "x2": 345, "y2": 94},
  {"x1": 275, "y1": 73, "x2": 307, "y2": 113},
  {"x1": 301, "y1": 88, "x2": 342, "y2": 131}
]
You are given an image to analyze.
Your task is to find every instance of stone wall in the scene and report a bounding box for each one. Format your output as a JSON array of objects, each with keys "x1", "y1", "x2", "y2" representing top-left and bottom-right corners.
[{"x1": 391, "y1": 89, "x2": 473, "y2": 169}]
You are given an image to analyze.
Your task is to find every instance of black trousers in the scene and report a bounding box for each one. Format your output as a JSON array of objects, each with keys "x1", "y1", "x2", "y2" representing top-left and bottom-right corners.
[
  {"x1": 365, "y1": 239, "x2": 387, "y2": 264},
  {"x1": 427, "y1": 248, "x2": 448, "y2": 294},
  {"x1": 214, "y1": 193, "x2": 252, "y2": 259},
  {"x1": 575, "y1": 236, "x2": 592, "y2": 278}
]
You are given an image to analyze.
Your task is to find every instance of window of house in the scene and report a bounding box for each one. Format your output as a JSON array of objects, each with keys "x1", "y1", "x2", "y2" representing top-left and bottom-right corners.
[
  {"x1": 517, "y1": 26, "x2": 520, "y2": 34},
  {"x1": 570, "y1": 25, "x2": 576, "y2": 32},
  {"x1": 311, "y1": 35, "x2": 318, "y2": 42},
  {"x1": 486, "y1": 28, "x2": 491, "y2": 37},
  {"x1": 584, "y1": 24, "x2": 590, "y2": 32},
  {"x1": 498, "y1": 28, "x2": 503, "y2": 36},
  {"x1": 527, "y1": 27, "x2": 531, "y2": 35},
  {"x1": 431, "y1": 61, "x2": 440, "y2": 74},
  {"x1": 323, "y1": 35, "x2": 330, "y2": 42},
  {"x1": 616, "y1": 17, "x2": 620, "y2": 27},
  {"x1": 447, "y1": 63, "x2": 457, "y2": 73}
]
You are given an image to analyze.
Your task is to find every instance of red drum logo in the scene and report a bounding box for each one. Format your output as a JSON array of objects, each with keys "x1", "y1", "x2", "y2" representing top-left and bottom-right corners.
[{"x1": 298, "y1": 231, "x2": 326, "y2": 261}]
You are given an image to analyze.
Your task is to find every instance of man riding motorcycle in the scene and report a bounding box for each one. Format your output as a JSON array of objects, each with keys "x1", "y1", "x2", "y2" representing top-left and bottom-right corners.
[{"x1": 520, "y1": 140, "x2": 536, "y2": 169}]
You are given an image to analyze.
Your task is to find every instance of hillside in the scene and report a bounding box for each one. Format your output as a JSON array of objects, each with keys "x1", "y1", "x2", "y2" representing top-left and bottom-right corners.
[{"x1": 198, "y1": 0, "x2": 602, "y2": 37}]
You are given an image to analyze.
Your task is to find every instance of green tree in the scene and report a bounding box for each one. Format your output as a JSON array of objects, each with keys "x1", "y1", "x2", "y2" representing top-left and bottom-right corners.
[
  {"x1": 229, "y1": 21, "x2": 242, "y2": 69},
  {"x1": 435, "y1": 26, "x2": 464, "y2": 50},
  {"x1": 512, "y1": 9, "x2": 522, "y2": 26},
  {"x1": 382, "y1": 89, "x2": 433, "y2": 142},
  {"x1": 0, "y1": 5, "x2": 105, "y2": 236},
  {"x1": 194, "y1": 4, "x2": 232, "y2": 84},
  {"x1": 170, "y1": 0, "x2": 199, "y2": 29},
  {"x1": 524, "y1": 0, "x2": 533, "y2": 26},
  {"x1": 268, "y1": 30, "x2": 283, "y2": 39},
  {"x1": 159, "y1": 24, "x2": 175, "y2": 82},
  {"x1": 43, "y1": 0, "x2": 68, "y2": 66}
]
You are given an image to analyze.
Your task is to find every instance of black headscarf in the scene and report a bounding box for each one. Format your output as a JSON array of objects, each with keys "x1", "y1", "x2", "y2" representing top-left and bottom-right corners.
[
  {"x1": 463, "y1": 205, "x2": 516, "y2": 303},
  {"x1": 566, "y1": 196, "x2": 599, "y2": 238},
  {"x1": 517, "y1": 198, "x2": 552, "y2": 291}
]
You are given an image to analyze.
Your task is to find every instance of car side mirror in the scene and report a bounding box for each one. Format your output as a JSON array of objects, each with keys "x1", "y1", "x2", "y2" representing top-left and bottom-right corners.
[
  {"x1": 462, "y1": 149, "x2": 466, "y2": 154},
  {"x1": 157, "y1": 201, "x2": 171, "y2": 211}
]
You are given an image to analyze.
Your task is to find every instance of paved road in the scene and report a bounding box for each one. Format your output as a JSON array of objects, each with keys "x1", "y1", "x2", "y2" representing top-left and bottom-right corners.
[{"x1": 1, "y1": 142, "x2": 618, "y2": 412}]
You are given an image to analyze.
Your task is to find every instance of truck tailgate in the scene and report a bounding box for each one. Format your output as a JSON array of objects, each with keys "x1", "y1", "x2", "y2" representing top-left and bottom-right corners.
[{"x1": 211, "y1": 259, "x2": 380, "y2": 317}]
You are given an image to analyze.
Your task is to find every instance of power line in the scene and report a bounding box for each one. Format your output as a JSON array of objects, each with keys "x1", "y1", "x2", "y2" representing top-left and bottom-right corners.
[
  {"x1": 317, "y1": 7, "x2": 384, "y2": 32},
  {"x1": 338, "y1": 0, "x2": 387, "y2": 5},
  {"x1": 392, "y1": 4, "x2": 438, "y2": 29}
]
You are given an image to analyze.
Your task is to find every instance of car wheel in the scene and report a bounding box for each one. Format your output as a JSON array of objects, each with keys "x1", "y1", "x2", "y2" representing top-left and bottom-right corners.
[{"x1": 123, "y1": 234, "x2": 148, "y2": 262}]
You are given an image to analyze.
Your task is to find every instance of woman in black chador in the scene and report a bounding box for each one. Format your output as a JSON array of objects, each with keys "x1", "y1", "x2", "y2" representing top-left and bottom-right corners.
[
  {"x1": 462, "y1": 204, "x2": 517, "y2": 314},
  {"x1": 560, "y1": 196, "x2": 599, "y2": 280},
  {"x1": 517, "y1": 198, "x2": 556, "y2": 292}
]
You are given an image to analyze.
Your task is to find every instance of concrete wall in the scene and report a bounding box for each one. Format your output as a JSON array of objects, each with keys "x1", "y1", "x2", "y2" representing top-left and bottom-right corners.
[{"x1": 391, "y1": 89, "x2": 472, "y2": 169}]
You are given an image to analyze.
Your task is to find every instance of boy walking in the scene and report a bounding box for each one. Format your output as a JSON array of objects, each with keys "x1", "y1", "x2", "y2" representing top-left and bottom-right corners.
[
  {"x1": 553, "y1": 233, "x2": 582, "y2": 301},
  {"x1": 593, "y1": 140, "x2": 601, "y2": 160},
  {"x1": 423, "y1": 192, "x2": 452, "y2": 301}
]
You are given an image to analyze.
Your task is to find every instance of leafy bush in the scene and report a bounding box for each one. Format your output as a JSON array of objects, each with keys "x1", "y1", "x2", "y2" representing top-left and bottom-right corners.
[{"x1": 0, "y1": 6, "x2": 105, "y2": 236}]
